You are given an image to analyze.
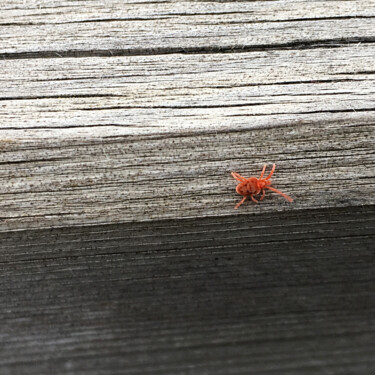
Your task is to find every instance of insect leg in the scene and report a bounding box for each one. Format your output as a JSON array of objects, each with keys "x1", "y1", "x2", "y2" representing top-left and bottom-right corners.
[
  {"x1": 265, "y1": 163, "x2": 276, "y2": 180},
  {"x1": 260, "y1": 189, "x2": 266, "y2": 201},
  {"x1": 250, "y1": 194, "x2": 259, "y2": 204},
  {"x1": 259, "y1": 164, "x2": 267, "y2": 179},
  {"x1": 266, "y1": 186, "x2": 293, "y2": 202},
  {"x1": 231, "y1": 172, "x2": 246, "y2": 182},
  {"x1": 235, "y1": 196, "x2": 247, "y2": 209}
]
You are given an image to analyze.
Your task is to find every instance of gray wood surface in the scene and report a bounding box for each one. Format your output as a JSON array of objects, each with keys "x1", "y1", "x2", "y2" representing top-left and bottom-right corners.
[
  {"x1": 1, "y1": 46, "x2": 374, "y2": 231},
  {"x1": 1, "y1": 0, "x2": 375, "y2": 374},
  {"x1": 1, "y1": 207, "x2": 374, "y2": 374}
]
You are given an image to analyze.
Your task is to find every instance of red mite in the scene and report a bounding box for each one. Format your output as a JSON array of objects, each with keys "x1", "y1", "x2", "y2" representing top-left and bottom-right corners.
[{"x1": 231, "y1": 163, "x2": 293, "y2": 209}]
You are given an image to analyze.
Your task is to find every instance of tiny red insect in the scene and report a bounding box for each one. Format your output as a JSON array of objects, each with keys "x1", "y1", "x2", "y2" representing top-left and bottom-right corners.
[{"x1": 231, "y1": 163, "x2": 293, "y2": 209}]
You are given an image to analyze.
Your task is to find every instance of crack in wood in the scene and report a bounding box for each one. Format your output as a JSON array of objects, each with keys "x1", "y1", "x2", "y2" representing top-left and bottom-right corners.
[{"x1": 1, "y1": 38, "x2": 375, "y2": 60}]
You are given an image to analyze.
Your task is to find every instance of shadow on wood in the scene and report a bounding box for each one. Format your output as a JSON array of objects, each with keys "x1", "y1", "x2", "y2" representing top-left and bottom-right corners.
[{"x1": 1, "y1": 205, "x2": 374, "y2": 374}]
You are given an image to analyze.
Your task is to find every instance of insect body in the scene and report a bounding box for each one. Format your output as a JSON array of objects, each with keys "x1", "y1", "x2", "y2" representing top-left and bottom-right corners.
[{"x1": 231, "y1": 163, "x2": 293, "y2": 209}]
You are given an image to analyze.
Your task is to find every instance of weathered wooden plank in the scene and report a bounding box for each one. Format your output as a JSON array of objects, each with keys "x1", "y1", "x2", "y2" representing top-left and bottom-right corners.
[
  {"x1": 1, "y1": 47, "x2": 374, "y2": 230},
  {"x1": 1, "y1": 2, "x2": 374, "y2": 232},
  {"x1": 1, "y1": 45, "x2": 375, "y2": 132},
  {"x1": 1, "y1": 0, "x2": 375, "y2": 56},
  {"x1": 0, "y1": 117, "x2": 374, "y2": 231},
  {"x1": 0, "y1": 206, "x2": 374, "y2": 374}
]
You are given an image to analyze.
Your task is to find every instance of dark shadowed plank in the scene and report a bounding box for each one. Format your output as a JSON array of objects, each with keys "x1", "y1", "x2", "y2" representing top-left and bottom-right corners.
[{"x1": 0, "y1": 206, "x2": 374, "y2": 374}]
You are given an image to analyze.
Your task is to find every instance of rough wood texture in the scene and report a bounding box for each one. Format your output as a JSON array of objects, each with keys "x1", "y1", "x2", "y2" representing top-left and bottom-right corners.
[
  {"x1": 1, "y1": 0, "x2": 375, "y2": 57},
  {"x1": 1, "y1": 45, "x2": 374, "y2": 231},
  {"x1": 1, "y1": 207, "x2": 374, "y2": 374},
  {"x1": 1, "y1": 117, "x2": 374, "y2": 231},
  {"x1": 1, "y1": 0, "x2": 375, "y2": 374}
]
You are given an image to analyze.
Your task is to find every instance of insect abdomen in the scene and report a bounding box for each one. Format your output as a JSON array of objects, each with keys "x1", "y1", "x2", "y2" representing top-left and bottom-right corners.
[{"x1": 236, "y1": 177, "x2": 259, "y2": 196}]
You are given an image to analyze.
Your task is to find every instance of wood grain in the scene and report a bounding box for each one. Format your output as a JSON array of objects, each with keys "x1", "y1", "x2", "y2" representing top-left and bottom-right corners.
[
  {"x1": 1, "y1": 45, "x2": 375, "y2": 132},
  {"x1": 1, "y1": 116, "x2": 374, "y2": 231},
  {"x1": 1, "y1": 0, "x2": 375, "y2": 374},
  {"x1": 0, "y1": 206, "x2": 374, "y2": 374},
  {"x1": 1, "y1": 45, "x2": 374, "y2": 231},
  {"x1": 1, "y1": 0, "x2": 375, "y2": 56}
]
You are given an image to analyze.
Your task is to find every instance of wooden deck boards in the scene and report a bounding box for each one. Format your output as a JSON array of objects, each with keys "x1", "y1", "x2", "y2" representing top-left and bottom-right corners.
[
  {"x1": 0, "y1": 0, "x2": 374, "y2": 373},
  {"x1": 1, "y1": 206, "x2": 374, "y2": 374}
]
